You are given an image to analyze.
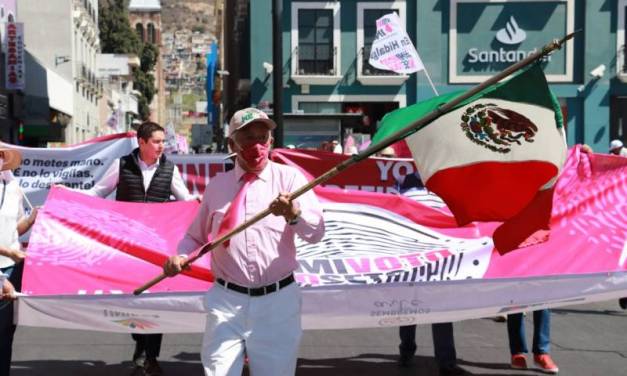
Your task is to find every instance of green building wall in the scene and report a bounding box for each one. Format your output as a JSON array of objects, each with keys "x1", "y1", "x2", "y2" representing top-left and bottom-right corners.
[{"x1": 249, "y1": 0, "x2": 623, "y2": 151}]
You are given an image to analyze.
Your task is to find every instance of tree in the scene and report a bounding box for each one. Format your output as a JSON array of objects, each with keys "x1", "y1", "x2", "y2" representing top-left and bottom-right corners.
[
  {"x1": 98, "y1": 0, "x2": 142, "y2": 55},
  {"x1": 99, "y1": 0, "x2": 159, "y2": 120},
  {"x1": 133, "y1": 70, "x2": 155, "y2": 105},
  {"x1": 140, "y1": 43, "x2": 159, "y2": 72}
]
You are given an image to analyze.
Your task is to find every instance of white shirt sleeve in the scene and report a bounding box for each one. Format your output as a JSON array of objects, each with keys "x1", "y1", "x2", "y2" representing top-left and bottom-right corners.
[
  {"x1": 171, "y1": 165, "x2": 196, "y2": 201},
  {"x1": 82, "y1": 159, "x2": 120, "y2": 198}
]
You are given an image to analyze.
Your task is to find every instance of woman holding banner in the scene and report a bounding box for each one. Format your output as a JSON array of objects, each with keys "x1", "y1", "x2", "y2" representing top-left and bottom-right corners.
[{"x1": 0, "y1": 147, "x2": 38, "y2": 376}]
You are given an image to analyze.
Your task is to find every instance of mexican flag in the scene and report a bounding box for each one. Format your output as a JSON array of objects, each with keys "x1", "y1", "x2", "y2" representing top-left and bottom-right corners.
[{"x1": 372, "y1": 64, "x2": 567, "y2": 253}]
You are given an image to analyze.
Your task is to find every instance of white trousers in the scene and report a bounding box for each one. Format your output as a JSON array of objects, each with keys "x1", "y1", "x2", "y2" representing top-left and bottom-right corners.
[{"x1": 201, "y1": 282, "x2": 302, "y2": 376}]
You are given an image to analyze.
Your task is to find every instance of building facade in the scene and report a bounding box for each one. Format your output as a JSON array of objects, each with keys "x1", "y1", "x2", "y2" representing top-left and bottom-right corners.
[
  {"x1": 97, "y1": 54, "x2": 140, "y2": 135},
  {"x1": 129, "y1": 0, "x2": 165, "y2": 125},
  {"x1": 240, "y1": 0, "x2": 626, "y2": 152},
  {"x1": 17, "y1": 0, "x2": 100, "y2": 146}
]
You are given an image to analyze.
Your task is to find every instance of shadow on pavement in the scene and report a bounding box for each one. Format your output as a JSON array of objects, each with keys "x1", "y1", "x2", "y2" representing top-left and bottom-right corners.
[
  {"x1": 552, "y1": 307, "x2": 626, "y2": 317},
  {"x1": 10, "y1": 360, "x2": 203, "y2": 376},
  {"x1": 297, "y1": 354, "x2": 529, "y2": 376},
  {"x1": 11, "y1": 355, "x2": 532, "y2": 376},
  {"x1": 457, "y1": 359, "x2": 532, "y2": 375}
]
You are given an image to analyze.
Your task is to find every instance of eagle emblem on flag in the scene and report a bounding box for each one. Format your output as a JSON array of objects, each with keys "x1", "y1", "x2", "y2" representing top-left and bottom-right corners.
[{"x1": 460, "y1": 103, "x2": 538, "y2": 153}]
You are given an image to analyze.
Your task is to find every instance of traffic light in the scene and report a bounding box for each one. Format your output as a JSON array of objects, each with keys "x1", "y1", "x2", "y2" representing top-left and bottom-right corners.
[{"x1": 18, "y1": 122, "x2": 24, "y2": 141}]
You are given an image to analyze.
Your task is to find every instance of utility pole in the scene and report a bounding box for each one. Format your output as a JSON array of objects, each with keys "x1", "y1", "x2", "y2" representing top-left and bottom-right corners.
[{"x1": 272, "y1": 0, "x2": 283, "y2": 147}]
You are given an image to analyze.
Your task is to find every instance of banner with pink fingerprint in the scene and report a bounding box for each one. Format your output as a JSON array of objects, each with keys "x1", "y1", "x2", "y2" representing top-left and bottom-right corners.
[
  {"x1": 22, "y1": 187, "x2": 212, "y2": 295},
  {"x1": 16, "y1": 145, "x2": 627, "y2": 333}
]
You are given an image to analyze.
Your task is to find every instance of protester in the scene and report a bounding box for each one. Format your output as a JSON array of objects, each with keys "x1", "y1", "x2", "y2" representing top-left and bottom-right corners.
[
  {"x1": 395, "y1": 170, "x2": 465, "y2": 376},
  {"x1": 609, "y1": 139, "x2": 627, "y2": 156},
  {"x1": 399, "y1": 324, "x2": 464, "y2": 376},
  {"x1": 164, "y1": 107, "x2": 325, "y2": 376},
  {"x1": 507, "y1": 309, "x2": 558, "y2": 374},
  {"x1": 0, "y1": 148, "x2": 38, "y2": 376},
  {"x1": 79, "y1": 122, "x2": 196, "y2": 376}
]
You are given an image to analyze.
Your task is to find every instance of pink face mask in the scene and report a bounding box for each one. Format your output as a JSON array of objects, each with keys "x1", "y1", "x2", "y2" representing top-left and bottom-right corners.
[{"x1": 237, "y1": 142, "x2": 270, "y2": 170}]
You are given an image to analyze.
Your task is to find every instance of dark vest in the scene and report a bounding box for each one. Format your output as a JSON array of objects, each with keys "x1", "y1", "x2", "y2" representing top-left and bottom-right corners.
[{"x1": 115, "y1": 149, "x2": 174, "y2": 203}]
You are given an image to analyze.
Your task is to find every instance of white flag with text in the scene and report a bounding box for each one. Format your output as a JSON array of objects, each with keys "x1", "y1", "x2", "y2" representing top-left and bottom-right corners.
[{"x1": 368, "y1": 13, "x2": 424, "y2": 74}]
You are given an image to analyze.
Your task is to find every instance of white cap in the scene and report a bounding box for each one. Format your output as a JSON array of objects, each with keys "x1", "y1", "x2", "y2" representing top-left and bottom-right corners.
[
  {"x1": 609, "y1": 139, "x2": 624, "y2": 151},
  {"x1": 228, "y1": 108, "x2": 276, "y2": 138}
]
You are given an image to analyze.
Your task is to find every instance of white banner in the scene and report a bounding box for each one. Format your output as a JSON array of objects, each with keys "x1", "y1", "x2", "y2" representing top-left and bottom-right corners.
[
  {"x1": 16, "y1": 272, "x2": 627, "y2": 333},
  {"x1": 1, "y1": 134, "x2": 231, "y2": 206},
  {"x1": 2, "y1": 135, "x2": 137, "y2": 206}
]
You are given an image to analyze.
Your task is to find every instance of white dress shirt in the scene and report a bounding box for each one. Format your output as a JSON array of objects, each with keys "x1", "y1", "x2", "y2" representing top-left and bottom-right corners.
[
  {"x1": 84, "y1": 156, "x2": 195, "y2": 200},
  {"x1": 177, "y1": 161, "x2": 325, "y2": 287}
]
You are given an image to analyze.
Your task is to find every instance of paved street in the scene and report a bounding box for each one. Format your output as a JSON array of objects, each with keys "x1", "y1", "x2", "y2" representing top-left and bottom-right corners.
[{"x1": 11, "y1": 300, "x2": 626, "y2": 375}]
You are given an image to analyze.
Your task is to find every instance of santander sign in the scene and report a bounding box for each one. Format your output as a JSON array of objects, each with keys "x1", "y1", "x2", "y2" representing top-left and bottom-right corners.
[
  {"x1": 466, "y1": 16, "x2": 550, "y2": 64},
  {"x1": 495, "y1": 16, "x2": 527, "y2": 45}
]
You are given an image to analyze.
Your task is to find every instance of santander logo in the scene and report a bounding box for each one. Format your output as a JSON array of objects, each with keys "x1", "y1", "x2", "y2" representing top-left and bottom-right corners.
[{"x1": 495, "y1": 16, "x2": 526, "y2": 45}]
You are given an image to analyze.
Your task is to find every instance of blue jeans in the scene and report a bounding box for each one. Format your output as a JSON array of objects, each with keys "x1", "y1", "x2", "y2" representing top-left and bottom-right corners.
[
  {"x1": 0, "y1": 264, "x2": 23, "y2": 376},
  {"x1": 399, "y1": 322, "x2": 457, "y2": 368},
  {"x1": 507, "y1": 309, "x2": 551, "y2": 355}
]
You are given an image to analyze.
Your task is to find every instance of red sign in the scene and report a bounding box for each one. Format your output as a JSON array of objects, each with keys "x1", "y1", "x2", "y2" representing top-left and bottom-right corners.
[{"x1": 4, "y1": 22, "x2": 24, "y2": 90}]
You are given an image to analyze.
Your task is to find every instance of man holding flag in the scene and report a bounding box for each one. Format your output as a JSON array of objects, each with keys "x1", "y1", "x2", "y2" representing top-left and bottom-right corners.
[{"x1": 164, "y1": 108, "x2": 325, "y2": 376}]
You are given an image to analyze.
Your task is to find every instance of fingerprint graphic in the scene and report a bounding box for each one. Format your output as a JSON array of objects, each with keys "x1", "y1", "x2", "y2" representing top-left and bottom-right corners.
[
  {"x1": 553, "y1": 156, "x2": 627, "y2": 261},
  {"x1": 296, "y1": 202, "x2": 493, "y2": 282},
  {"x1": 28, "y1": 198, "x2": 170, "y2": 267}
]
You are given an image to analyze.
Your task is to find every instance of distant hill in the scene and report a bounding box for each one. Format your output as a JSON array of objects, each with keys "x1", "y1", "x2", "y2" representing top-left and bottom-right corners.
[{"x1": 160, "y1": 0, "x2": 216, "y2": 36}]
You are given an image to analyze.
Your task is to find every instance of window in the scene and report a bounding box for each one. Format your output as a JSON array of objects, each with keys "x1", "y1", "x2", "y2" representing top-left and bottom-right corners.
[
  {"x1": 297, "y1": 9, "x2": 333, "y2": 75},
  {"x1": 357, "y1": 1, "x2": 408, "y2": 85},
  {"x1": 362, "y1": 9, "x2": 396, "y2": 76},
  {"x1": 136, "y1": 23, "x2": 144, "y2": 42},
  {"x1": 147, "y1": 23, "x2": 156, "y2": 44},
  {"x1": 291, "y1": 2, "x2": 341, "y2": 85}
]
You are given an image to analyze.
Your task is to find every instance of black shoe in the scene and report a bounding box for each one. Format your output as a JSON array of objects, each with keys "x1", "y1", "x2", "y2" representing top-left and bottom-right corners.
[
  {"x1": 132, "y1": 347, "x2": 145, "y2": 368},
  {"x1": 143, "y1": 358, "x2": 163, "y2": 376},
  {"x1": 398, "y1": 353, "x2": 414, "y2": 368},
  {"x1": 439, "y1": 364, "x2": 466, "y2": 376},
  {"x1": 619, "y1": 297, "x2": 627, "y2": 310}
]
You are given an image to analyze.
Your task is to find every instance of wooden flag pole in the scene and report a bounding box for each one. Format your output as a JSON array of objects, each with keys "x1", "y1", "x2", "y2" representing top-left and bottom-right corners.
[{"x1": 134, "y1": 32, "x2": 578, "y2": 295}]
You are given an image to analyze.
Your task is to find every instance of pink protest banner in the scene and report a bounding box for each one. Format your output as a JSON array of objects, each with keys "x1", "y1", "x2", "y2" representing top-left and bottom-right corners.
[
  {"x1": 23, "y1": 187, "x2": 212, "y2": 295},
  {"x1": 16, "y1": 146, "x2": 627, "y2": 333}
]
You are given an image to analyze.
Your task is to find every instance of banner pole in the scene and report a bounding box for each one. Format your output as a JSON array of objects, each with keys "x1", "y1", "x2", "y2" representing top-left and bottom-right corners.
[{"x1": 134, "y1": 32, "x2": 578, "y2": 295}]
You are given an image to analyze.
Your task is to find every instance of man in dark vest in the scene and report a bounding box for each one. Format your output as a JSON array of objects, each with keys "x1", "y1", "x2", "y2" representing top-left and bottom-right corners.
[{"x1": 82, "y1": 122, "x2": 196, "y2": 376}]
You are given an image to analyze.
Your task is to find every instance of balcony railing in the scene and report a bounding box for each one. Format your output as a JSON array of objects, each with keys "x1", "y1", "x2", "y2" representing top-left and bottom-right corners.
[{"x1": 293, "y1": 45, "x2": 338, "y2": 76}]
